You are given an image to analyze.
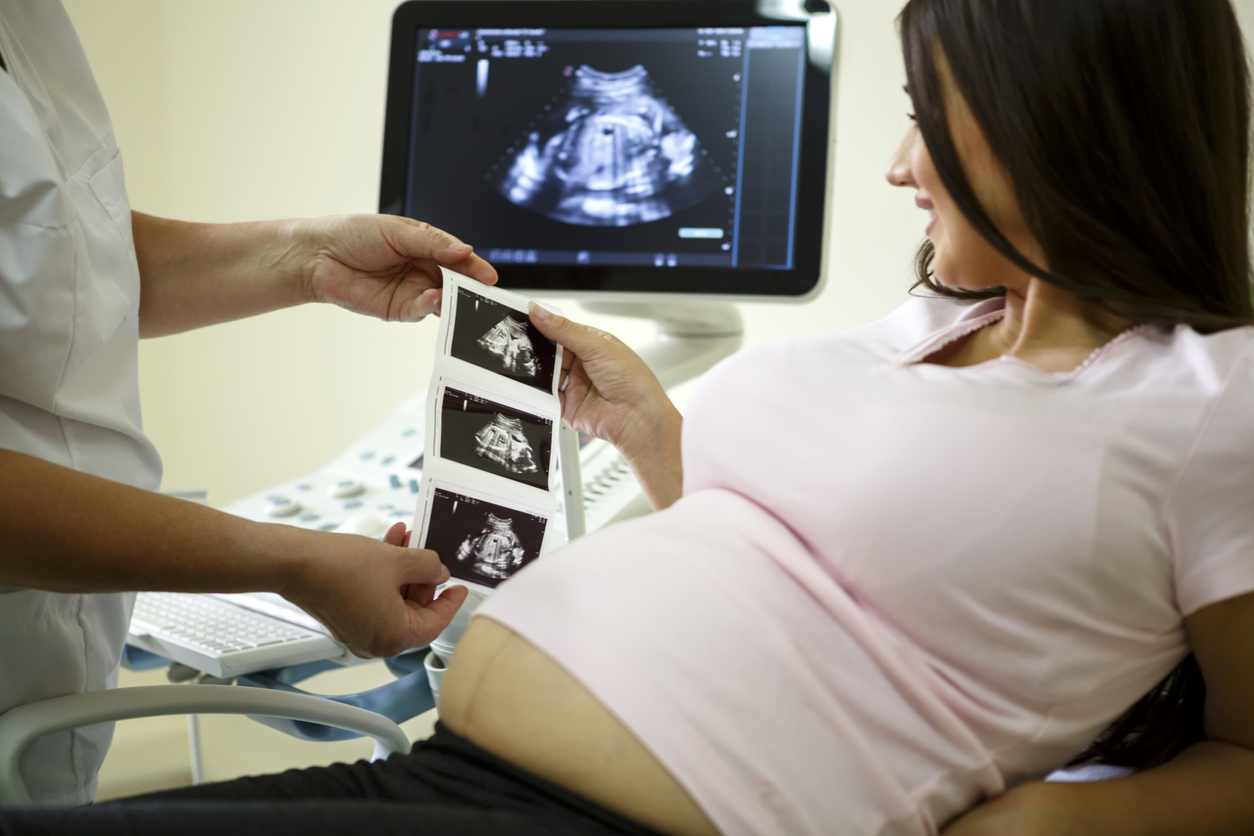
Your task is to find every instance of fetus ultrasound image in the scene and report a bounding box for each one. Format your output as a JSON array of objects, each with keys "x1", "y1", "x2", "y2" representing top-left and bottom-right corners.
[
  {"x1": 489, "y1": 64, "x2": 722, "y2": 227},
  {"x1": 439, "y1": 387, "x2": 553, "y2": 490},
  {"x1": 407, "y1": 30, "x2": 745, "y2": 259},
  {"x1": 450, "y1": 288, "x2": 558, "y2": 392},
  {"x1": 424, "y1": 489, "x2": 548, "y2": 588}
]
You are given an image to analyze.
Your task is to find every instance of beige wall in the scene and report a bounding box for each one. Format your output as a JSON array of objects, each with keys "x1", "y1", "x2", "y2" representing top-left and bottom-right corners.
[{"x1": 63, "y1": 0, "x2": 922, "y2": 506}]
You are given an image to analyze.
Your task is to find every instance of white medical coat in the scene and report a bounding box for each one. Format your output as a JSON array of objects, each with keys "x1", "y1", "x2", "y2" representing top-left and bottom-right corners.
[{"x1": 0, "y1": 0, "x2": 162, "y2": 804}]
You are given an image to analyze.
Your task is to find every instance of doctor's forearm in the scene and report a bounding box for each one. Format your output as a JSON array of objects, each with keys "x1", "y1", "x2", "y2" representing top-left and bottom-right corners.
[
  {"x1": 133, "y1": 211, "x2": 312, "y2": 338},
  {"x1": 0, "y1": 448, "x2": 309, "y2": 594},
  {"x1": 0, "y1": 448, "x2": 461, "y2": 657}
]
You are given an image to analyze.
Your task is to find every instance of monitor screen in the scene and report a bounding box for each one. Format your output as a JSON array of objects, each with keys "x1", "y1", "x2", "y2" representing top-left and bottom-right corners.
[{"x1": 381, "y1": 2, "x2": 835, "y2": 299}]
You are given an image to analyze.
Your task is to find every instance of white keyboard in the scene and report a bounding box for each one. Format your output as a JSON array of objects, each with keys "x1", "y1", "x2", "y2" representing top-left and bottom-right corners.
[{"x1": 128, "y1": 592, "x2": 344, "y2": 678}]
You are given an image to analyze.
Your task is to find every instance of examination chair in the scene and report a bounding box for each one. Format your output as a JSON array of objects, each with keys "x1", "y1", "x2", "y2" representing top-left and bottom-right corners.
[{"x1": 0, "y1": 647, "x2": 439, "y2": 805}]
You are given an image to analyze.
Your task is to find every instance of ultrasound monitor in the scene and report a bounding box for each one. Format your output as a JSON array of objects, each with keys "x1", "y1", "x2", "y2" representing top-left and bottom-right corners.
[{"x1": 380, "y1": 0, "x2": 837, "y2": 387}]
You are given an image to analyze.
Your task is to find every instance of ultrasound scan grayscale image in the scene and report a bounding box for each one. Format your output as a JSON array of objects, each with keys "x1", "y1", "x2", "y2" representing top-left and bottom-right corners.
[
  {"x1": 474, "y1": 413, "x2": 540, "y2": 475},
  {"x1": 478, "y1": 316, "x2": 540, "y2": 376},
  {"x1": 489, "y1": 64, "x2": 722, "y2": 227},
  {"x1": 456, "y1": 513, "x2": 527, "y2": 581}
]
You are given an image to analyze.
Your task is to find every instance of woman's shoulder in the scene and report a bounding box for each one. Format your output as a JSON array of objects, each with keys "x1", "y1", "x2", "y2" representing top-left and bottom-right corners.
[
  {"x1": 1173, "y1": 323, "x2": 1254, "y2": 432},
  {"x1": 1168, "y1": 321, "x2": 1254, "y2": 372},
  {"x1": 1161, "y1": 326, "x2": 1254, "y2": 615},
  {"x1": 1126, "y1": 322, "x2": 1254, "y2": 407}
]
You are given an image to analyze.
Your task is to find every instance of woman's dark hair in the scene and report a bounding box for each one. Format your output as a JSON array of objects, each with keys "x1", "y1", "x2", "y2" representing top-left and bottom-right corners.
[
  {"x1": 896, "y1": 0, "x2": 1249, "y2": 770},
  {"x1": 1067, "y1": 654, "x2": 1208, "y2": 771},
  {"x1": 898, "y1": 0, "x2": 1254, "y2": 333}
]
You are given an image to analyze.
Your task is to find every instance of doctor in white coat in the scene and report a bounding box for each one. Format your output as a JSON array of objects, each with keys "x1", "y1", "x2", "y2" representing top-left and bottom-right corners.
[{"x1": 0, "y1": 0, "x2": 487, "y2": 804}]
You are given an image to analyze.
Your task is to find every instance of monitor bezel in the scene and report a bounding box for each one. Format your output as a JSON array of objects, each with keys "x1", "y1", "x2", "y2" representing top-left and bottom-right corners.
[{"x1": 381, "y1": 0, "x2": 835, "y2": 300}]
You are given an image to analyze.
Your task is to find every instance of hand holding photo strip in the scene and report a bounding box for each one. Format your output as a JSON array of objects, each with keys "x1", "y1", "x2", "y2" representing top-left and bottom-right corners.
[{"x1": 414, "y1": 276, "x2": 565, "y2": 592}]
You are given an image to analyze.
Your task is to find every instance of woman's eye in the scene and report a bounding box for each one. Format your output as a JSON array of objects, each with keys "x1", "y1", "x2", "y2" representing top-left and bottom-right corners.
[{"x1": 907, "y1": 112, "x2": 917, "y2": 122}]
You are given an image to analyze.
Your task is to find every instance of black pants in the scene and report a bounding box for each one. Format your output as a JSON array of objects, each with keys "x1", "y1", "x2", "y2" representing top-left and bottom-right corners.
[{"x1": 0, "y1": 724, "x2": 663, "y2": 836}]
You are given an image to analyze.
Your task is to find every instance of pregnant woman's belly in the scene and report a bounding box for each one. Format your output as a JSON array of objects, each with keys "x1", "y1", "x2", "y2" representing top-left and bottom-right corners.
[{"x1": 440, "y1": 616, "x2": 720, "y2": 836}]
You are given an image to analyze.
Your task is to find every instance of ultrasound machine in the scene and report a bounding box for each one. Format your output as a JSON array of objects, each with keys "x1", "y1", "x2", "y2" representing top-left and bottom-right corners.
[{"x1": 126, "y1": 0, "x2": 838, "y2": 712}]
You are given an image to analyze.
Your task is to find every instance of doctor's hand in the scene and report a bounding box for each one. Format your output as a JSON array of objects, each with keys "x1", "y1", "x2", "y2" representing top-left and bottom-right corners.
[
  {"x1": 529, "y1": 303, "x2": 684, "y2": 510},
  {"x1": 300, "y1": 214, "x2": 498, "y2": 322},
  {"x1": 281, "y1": 522, "x2": 469, "y2": 658}
]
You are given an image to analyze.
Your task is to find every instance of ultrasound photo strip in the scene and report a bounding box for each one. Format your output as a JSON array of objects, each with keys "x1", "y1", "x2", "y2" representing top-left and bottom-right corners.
[{"x1": 413, "y1": 276, "x2": 565, "y2": 585}]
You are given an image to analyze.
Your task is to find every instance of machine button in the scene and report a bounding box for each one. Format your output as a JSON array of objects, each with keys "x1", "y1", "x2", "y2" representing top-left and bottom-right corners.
[
  {"x1": 298, "y1": 512, "x2": 320, "y2": 523},
  {"x1": 389, "y1": 474, "x2": 402, "y2": 490},
  {"x1": 380, "y1": 456, "x2": 396, "y2": 466},
  {"x1": 335, "y1": 515, "x2": 390, "y2": 538},
  {"x1": 359, "y1": 451, "x2": 376, "y2": 461},
  {"x1": 265, "y1": 496, "x2": 301, "y2": 518},
  {"x1": 342, "y1": 500, "x2": 363, "y2": 510},
  {"x1": 329, "y1": 479, "x2": 365, "y2": 499},
  {"x1": 408, "y1": 479, "x2": 420, "y2": 494}
]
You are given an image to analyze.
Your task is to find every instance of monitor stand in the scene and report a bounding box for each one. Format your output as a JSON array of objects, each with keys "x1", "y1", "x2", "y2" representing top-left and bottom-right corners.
[{"x1": 577, "y1": 301, "x2": 744, "y2": 391}]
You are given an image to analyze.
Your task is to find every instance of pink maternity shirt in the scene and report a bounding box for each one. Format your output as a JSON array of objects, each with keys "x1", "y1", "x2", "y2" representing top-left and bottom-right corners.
[{"x1": 478, "y1": 297, "x2": 1254, "y2": 836}]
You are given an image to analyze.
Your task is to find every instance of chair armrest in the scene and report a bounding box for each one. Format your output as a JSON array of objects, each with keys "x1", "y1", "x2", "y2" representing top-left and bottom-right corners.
[{"x1": 0, "y1": 684, "x2": 411, "y2": 805}]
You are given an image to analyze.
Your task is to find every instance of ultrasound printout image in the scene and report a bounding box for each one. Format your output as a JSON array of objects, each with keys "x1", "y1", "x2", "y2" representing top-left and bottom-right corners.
[
  {"x1": 440, "y1": 387, "x2": 553, "y2": 490},
  {"x1": 450, "y1": 287, "x2": 558, "y2": 392},
  {"x1": 425, "y1": 488, "x2": 547, "y2": 588}
]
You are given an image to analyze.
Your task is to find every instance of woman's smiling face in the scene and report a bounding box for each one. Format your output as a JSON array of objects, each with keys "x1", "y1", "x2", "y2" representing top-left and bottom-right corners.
[{"x1": 885, "y1": 58, "x2": 1045, "y2": 295}]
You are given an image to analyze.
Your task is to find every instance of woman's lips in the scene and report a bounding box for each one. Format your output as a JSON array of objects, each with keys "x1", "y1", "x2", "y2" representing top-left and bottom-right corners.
[{"x1": 916, "y1": 194, "x2": 937, "y2": 235}]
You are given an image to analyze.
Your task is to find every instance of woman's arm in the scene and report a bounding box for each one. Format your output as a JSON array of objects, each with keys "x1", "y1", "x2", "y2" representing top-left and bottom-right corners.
[
  {"x1": 942, "y1": 591, "x2": 1254, "y2": 836},
  {"x1": 133, "y1": 211, "x2": 497, "y2": 337},
  {"x1": 0, "y1": 449, "x2": 467, "y2": 658},
  {"x1": 528, "y1": 304, "x2": 684, "y2": 510}
]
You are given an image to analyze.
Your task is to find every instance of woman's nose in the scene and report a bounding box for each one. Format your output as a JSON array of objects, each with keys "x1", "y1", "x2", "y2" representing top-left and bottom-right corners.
[{"x1": 886, "y1": 126, "x2": 918, "y2": 188}]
